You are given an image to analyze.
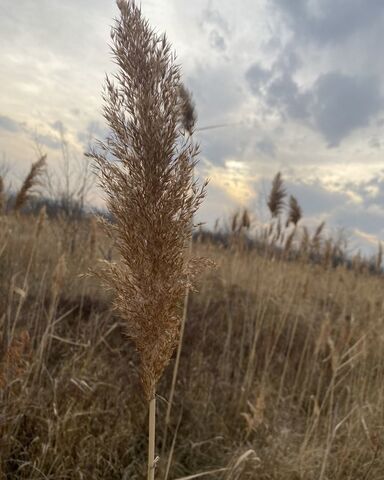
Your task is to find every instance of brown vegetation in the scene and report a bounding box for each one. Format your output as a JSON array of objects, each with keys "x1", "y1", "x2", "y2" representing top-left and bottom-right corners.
[{"x1": 1, "y1": 213, "x2": 384, "y2": 478}]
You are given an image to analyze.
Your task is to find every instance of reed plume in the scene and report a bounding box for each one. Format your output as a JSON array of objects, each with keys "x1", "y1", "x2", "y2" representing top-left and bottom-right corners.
[
  {"x1": 311, "y1": 221, "x2": 325, "y2": 254},
  {"x1": 178, "y1": 84, "x2": 197, "y2": 136},
  {"x1": 287, "y1": 195, "x2": 302, "y2": 227},
  {"x1": 241, "y1": 208, "x2": 251, "y2": 230},
  {"x1": 267, "y1": 172, "x2": 286, "y2": 218},
  {"x1": 14, "y1": 155, "x2": 46, "y2": 213},
  {"x1": 88, "y1": 1, "x2": 207, "y2": 477}
]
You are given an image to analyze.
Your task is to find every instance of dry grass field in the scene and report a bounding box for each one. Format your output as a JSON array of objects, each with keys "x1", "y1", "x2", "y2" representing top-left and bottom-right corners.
[
  {"x1": 1, "y1": 1, "x2": 384, "y2": 479},
  {"x1": 1, "y1": 211, "x2": 384, "y2": 479}
]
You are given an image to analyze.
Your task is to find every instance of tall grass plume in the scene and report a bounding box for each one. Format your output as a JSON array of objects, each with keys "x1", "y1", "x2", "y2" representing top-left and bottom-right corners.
[{"x1": 88, "y1": 1, "x2": 207, "y2": 477}]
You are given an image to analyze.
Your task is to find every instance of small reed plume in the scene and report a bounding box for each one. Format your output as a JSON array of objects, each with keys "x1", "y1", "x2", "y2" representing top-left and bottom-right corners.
[
  {"x1": 311, "y1": 221, "x2": 325, "y2": 254},
  {"x1": 88, "y1": 1, "x2": 207, "y2": 478},
  {"x1": 286, "y1": 195, "x2": 302, "y2": 227},
  {"x1": 231, "y1": 210, "x2": 240, "y2": 234},
  {"x1": 241, "y1": 208, "x2": 251, "y2": 231},
  {"x1": 14, "y1": 155, "x2": 47, "y2": 213},
  {"x1": 267, "y1": 172, "x2": 286, "y2": 218},
  {"x1": 178, "y1": 84, "x2": 197, "y2": 135}
]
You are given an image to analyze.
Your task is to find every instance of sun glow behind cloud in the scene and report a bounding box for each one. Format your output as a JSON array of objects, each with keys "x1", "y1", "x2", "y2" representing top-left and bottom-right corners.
[{"x1": 205, "y1": 158, "x2": 257, "y2": 205}]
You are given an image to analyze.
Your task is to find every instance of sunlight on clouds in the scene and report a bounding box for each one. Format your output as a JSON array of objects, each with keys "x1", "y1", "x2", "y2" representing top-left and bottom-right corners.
[
  {"x1": 205, "y1": 158, "x2": 257, "y2": 205},
  {"x1": 354, "y1": 229, "x2": 380, "y2": 247}
]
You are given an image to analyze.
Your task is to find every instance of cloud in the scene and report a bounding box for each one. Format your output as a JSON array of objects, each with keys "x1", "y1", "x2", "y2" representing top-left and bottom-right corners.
[
  {"x1": 200, "y1": 3, "x2": 230, "y2": 52},
  {"x1": 270, "y1": 0, "x2": 384, "y2": 45},
  {"x1": 246, "y1": 65, "x2": 383, "y2": 145},
  {"x1": 0, "y1": 115, "x2": 22, "y2": 133},
  {"x1": 310, "y1": 72, "x2": 383, "y2": 146},
  {"x1": 34, "y1": 132, "x2": 61, "y2": 150},
  {"x1": 245, "y1": 64, "x2": 271, "y2": 94},
  {"x1": 256, "y1": 138, "x2": 276, "y2": 157}
]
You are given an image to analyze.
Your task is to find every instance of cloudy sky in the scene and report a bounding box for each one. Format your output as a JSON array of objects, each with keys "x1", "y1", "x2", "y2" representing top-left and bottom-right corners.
[{"x1": 1, "y1": 0, "x2": 384, "y2": 254}]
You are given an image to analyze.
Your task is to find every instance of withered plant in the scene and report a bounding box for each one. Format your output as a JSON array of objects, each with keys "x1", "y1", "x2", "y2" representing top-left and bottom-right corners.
[
  {"x1": 88, "y1": 1, "x2": 207, "y2": 478},
  {"x1": 267, "y1": 172, "x2": 286, "y2": 218},
  {"x1": 287, "y1": 194, "x2": 302, "y2": 227},
  {"x1": 13, "y1": 155, "x2": 46, "y2": 213}
]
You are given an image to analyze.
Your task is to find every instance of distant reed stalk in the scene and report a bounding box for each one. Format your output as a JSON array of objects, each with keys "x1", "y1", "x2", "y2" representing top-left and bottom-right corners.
[
  {"x1": 88, "y1": 1, "x2": 207, "y2": 478},
  {"x1": 0, "y1": 176, "x2": 5, "y2": 214},
  {"x1": 13, "y1": 155, "x2": 46, "y2": 213},
  {"x1": 267, "y1": 172, "x2": 286, "y2": 218},
  {"x1": 286, "y1": 195, "x2": 302, "y2": 227}
]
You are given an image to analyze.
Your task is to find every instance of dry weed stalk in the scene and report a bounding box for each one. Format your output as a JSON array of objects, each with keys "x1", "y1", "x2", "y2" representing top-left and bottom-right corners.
[
  {"x1": 14, "y1": 155, "x2": 46, "y2": 213},
  {"x1": 89, "y1": 216, "x2": 98, "y2": 259},
  {"x1": 163, "y1": 82, "x2": 198, "y2": 457},
  {"x1": 376, "y1": 242, "x2": 382, "y2": 273},
  {"x1": 0, "y1": 175, "x2": 5, "y2": 214},
  {"x1": 88, "y1": 1, "x2": 207, "y2": 477}
]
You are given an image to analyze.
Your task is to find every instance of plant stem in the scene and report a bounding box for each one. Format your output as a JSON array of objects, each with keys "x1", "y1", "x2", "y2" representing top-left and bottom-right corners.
[
  {"x1": 148, "y1": 393, "x2": 156, "y2": 480},
  {"x1": 162, "y1": 274, "x2": 190, "y2": 458}
]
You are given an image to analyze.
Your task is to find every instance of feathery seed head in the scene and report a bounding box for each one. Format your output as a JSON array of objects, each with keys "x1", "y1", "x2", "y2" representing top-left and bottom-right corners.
[
  {"x1": 267, "y1": 172, "x2": 286, "y2": 218},
  {"x1": 88, "y1": 0, "x2": 207, "y2": 399},
  {"x1": 178, "y1": 84, "x2": 197, "y2": 135},
  {"x1": 287, "y1": 195, "x2": 302, "y2": 227},
  {"x1": 14, "y1": 155, "x2": 47, "y2": 213}
]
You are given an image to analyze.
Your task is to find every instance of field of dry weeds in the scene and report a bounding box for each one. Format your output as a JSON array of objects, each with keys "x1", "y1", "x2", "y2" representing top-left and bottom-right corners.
[{"x1": 1, "y1": 212, "x2": 384, "y2": 479}]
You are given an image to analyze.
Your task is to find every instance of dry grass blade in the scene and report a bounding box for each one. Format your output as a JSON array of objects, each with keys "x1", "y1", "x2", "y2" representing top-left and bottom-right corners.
[
  {"x1": 376, "y1": 241, "x2": 382, "y2": 273},
  {"x1": 14, "y1": 155, "x2": 47, "y2": 213},
  {"x1": 174, "y1": 468, "x2": 228, "y2": 480},
  {"x1": 267, "y1": 172, "x2": 286, "y2": 218}
]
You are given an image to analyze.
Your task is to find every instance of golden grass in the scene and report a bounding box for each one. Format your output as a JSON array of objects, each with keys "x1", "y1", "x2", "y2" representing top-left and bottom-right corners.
[
  {"x1": 1, "y1": 213, "x2": 384, "y2": 478},
  {"x1": 88, "y1": 1, "x2": 208, "y2": 477}
]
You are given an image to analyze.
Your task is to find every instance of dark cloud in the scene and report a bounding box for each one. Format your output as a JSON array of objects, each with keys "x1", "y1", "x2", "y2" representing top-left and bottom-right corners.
[
  {"x1": 266, "y1": 73, "x2": 310, "y2": 120},
  {"x1": 245, "y1": 64, "x2": 271, "y2": 94},
  {"x1": 246, "y1": 64, "x2": 383, "y2": 145},
  {"x1": 310, "y1": 73, "x2": 383, "y2": 146},
  {"x1": 271, "y1": 0, "x2": 384, "y2": 45},
  {"x1": 0, "y1": 115, "x2": 22, "y2": 133}
]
